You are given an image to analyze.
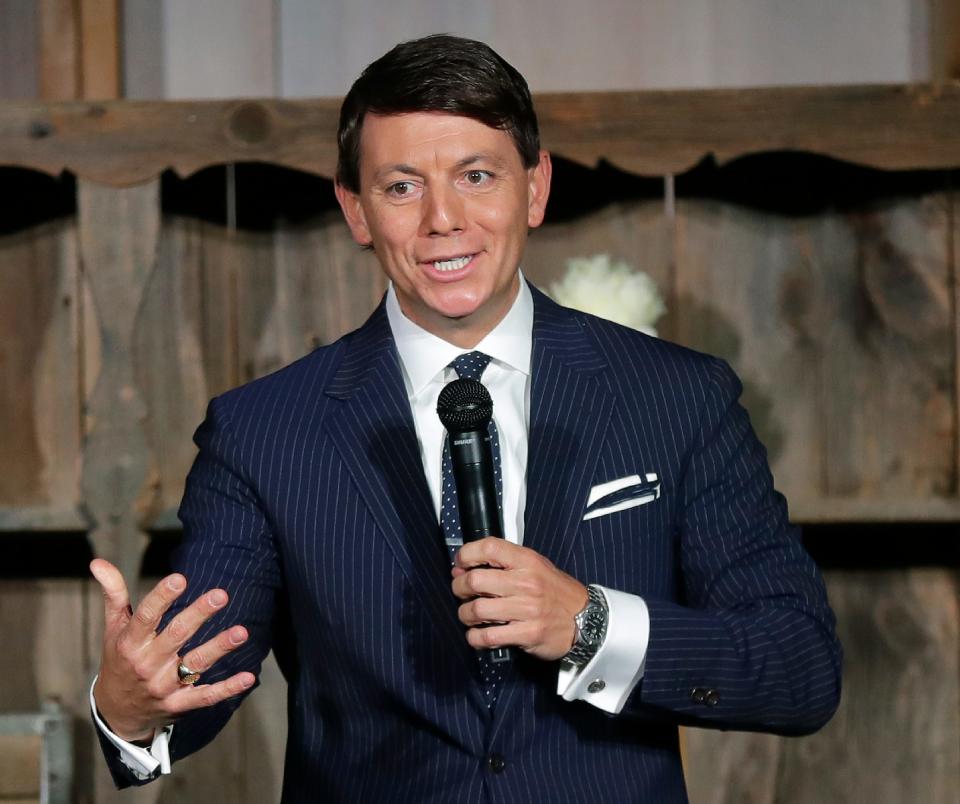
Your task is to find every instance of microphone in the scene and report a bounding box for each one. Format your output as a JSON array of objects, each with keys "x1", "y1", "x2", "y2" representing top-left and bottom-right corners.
[
  {"x1": 437, "y1": 378, "x2": 502, "y2": 541},
  {"x1": 437, "y1": 377, "x2": 510, "y2": 663}
]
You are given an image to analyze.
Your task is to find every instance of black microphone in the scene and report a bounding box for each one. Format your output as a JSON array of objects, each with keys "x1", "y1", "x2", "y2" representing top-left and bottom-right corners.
[
  {"x1": 437, "y1": 377, "x2": 510, "y2": 663},
  {"x1": 437, "y1": 378, "x2": 502, "y2": 541}
]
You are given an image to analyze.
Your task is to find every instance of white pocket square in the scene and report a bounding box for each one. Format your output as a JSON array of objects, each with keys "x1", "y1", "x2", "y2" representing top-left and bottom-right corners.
[{"x1": 583, "y1": 473, "x2": 661, "y2": 521}]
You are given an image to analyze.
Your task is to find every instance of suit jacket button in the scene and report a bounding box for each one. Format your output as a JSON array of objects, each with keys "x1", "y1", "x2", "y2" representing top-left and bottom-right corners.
[
  {"x1": 488, "y1": 754, "x2": 506, "y2": 773},
  {"x1": 705, "y1": 689, "x2": 720, "y2": 707},
  {"x1": 587, "y1": 679, "x2": 606, "y2": 694},
  {"x1": 690, "y1": 687, "x2": 706, "y2": 704}
]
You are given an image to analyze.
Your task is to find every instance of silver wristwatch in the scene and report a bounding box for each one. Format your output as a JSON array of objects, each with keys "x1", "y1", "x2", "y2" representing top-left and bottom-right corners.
[{"x1": 564, "y1": 585, "x2": 608, "y2": 667}]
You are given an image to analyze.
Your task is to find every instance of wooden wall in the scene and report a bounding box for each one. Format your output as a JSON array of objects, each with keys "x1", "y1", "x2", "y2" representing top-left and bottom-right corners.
[
  {"x1": 2, "y1": 75, "x2": 960, "y2": 804},
  {"x1": 1, "y1": 174, "x2": 957, "y2": 801}
]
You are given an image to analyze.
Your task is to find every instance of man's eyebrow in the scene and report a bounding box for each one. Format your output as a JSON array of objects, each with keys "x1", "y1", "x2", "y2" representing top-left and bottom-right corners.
[
  {"x1": 454, "y1": 152, "x2": 508, "y2": 170},
  {"x1": 371, "y1": 163, "x2": 422, "y2": 183}
]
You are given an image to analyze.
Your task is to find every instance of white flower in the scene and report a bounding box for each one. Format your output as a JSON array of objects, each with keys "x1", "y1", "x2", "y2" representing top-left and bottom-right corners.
[{"x1": 548, "y1": 254, "x2": 666, "y2": 336}]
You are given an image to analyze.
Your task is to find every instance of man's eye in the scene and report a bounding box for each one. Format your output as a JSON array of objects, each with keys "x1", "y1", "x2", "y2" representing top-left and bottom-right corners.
[
  {"x1": 387, "y1": 181, "x2": 415, "y2": 197},
  {"x1": 465, "y1": 170, "x2": 492, "y2": 185}
]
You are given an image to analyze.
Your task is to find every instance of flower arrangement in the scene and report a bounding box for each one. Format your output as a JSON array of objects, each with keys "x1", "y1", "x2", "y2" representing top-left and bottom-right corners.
[{"x1": 548, "y1": 254, "x2": 666, "y2": 336}]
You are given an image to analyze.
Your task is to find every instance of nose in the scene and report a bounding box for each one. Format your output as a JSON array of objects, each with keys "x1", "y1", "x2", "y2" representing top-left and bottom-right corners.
[{"x1": 421, "y1": 184, "x2": 464, "y2": 236}]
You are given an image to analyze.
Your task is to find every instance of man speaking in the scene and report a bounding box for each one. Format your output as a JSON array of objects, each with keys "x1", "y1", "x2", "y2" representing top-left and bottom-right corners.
[{"x1": 89, "y1": 34, "x2": 841, "y2": 802}]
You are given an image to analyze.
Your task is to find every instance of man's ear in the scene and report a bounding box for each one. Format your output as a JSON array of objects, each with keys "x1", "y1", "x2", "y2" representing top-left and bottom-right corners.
[
  {"x1": 334, "y1": 181, "x2": 373, "y2": 246},
  {"x1": 526, "y1": 150, "x2": 552, "y2": 229}
]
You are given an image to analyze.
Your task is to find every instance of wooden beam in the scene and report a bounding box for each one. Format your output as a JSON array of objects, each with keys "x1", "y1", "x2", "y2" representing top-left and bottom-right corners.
[
  {"x1": 4, "y1": 84, "x2": 960, "y2": 186},
  {"x1": 77, "y1": 178, "x2": 162, "y2": 580},
  {"x1": 952, "y1": 189, "x2": 959, "y2": 499},
  {"x1": 38, "y1": 0, "x2": 120, "y2": 101},
  {"x1": 535, "y1": 84, "x2": 960, "y2": 176},
  {"x1": 0, "y1": 734, "x2": 41, "y2": 799},
  {"x1": 931, "y1": 0, "x2": 960, "y2": 81},
  {"x1": 79, "y1": 0, "x2": 120, "y2": 99},
  {"x1": 38, "y1": 0, "x2": 80, "y2": 100}
]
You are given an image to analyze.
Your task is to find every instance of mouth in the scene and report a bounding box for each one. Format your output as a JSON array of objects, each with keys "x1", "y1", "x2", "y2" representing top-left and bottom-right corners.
[
  {"x1": 428, "y1": 254, "x2": 475, "y2": 272},
  {"x1": 419, "y1": 253, "x2": 479, "y2": 279}
]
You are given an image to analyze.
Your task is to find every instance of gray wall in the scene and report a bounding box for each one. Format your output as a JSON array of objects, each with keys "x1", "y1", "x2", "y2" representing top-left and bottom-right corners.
[{"x1": 122, "y1": 0, "x2": 933, "y2": 100}]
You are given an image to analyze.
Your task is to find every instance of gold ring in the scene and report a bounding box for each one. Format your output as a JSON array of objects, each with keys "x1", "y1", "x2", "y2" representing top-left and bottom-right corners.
[{"x1": 177, "y1": 660, "x2": 201, "y2": 686}]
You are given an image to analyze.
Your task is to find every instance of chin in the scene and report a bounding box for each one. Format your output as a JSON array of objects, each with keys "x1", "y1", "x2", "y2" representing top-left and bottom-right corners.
[{"x1": 430, "y1": 291, "x2": 486, "y2": 321}]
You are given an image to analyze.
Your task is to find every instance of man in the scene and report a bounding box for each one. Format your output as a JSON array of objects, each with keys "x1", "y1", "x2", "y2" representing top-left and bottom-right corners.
[{"x1": 90, "y1": 34, "x2": 841, "y2": 802}]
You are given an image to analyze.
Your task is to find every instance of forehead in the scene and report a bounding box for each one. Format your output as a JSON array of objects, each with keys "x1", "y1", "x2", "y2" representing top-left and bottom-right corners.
[{"x1": 358, "y1": 112, "x2": 521, "y2": 171}]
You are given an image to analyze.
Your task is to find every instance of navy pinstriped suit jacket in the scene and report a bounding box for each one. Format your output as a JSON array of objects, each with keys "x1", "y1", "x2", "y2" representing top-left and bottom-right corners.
[{"x1": 105, "y1": 284, "x2": 841, "y2": 802}]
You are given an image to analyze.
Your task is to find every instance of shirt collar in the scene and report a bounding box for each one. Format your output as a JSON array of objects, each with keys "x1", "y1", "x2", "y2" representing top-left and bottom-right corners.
[{"x1": 385, "y1": 274, "x2": 534, "y2": 397}]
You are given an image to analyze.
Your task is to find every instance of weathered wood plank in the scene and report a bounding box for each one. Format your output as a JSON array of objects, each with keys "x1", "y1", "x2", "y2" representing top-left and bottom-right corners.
[
  {"x1": 788, "y1": 497, "x2": 960, "y2": 523},
  {"x1": 78, "y1": 179, "x2": 162, "y2": 580},
  {"x1": 671, "y1": 194, "x2": 956, "y2": 513},
  {"x1": 683, "y1": 729, "x2": 780, "y2": 804},
  {"x1": 37, "y1": 0, "x2": 119, "y2": 102},
  {"x1": 536, "y1": 84, "x2": 960, "y2": 175},
  {"x1": 37, "y1": 0, "x2": 79, "y2": 101},
  {"x1": 134, "y1": 216, "x2": 229, "y2": 519},
  {"x1": 931, "y1": 0, "x2": 960, "y2": 81},
  {"x1": 0, "y1": 581, "x2": 88, "y2": 720},
  {"x1": 821, "y1": 197, "x2": 954, "y2": 500},
  {"x1": 953, "y1": 190, "x2": 960, "y2": 510},
  {"x1": 134, "y1": 211, "x2": 386, "y2": 520},
  {"x1": 0, "y1": 734, "x2": 41, "y2": 797},
  {"x1": 0, "y1": 507, "x2": 88, "y2": 530},
  {"x1": 242, "y1": 213, "x2": 384, "y2": 382},
  {"x1": 0, "y1": 220, "x2": 82, "y2": 518},
  {"x1": 165, "y1": 217, "x2": 240, "y2": 397},
  {"x1": 0, "y1": 99, "x2": 341, "y2": 186},
  {"x1": 0, "y1": 224, "x2": 66, "y2": 504},
  {"x1": 78, "y1": 0, "x2": 120, "y2": 100},
  {"x1": 4, "y1": 84, "x2": 960, "y2": 186}
]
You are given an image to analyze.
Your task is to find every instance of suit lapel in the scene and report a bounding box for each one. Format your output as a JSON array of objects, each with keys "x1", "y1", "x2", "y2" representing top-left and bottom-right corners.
[
  {"x1": 522, "y1": 286, "x2": 615, "y2": 569},
  {"x1": 323, "y1": 301, "x2": 489, "y2": 716}
]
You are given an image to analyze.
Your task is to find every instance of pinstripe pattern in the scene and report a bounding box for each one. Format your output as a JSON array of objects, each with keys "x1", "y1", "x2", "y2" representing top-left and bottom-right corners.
[{"x1": 102, "y1": 283, "x2": 841, "y2": 802}]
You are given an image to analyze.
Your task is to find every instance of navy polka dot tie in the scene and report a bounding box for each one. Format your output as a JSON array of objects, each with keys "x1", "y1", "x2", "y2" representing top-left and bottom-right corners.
[{"x1": 440, "y1": 351, "x2": 506, "y2": 708}]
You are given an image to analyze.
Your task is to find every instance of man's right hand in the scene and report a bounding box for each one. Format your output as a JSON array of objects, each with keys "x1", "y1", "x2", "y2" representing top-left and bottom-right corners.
[{"x1": 90, "y1": 558, "x2": 255, "y2": 743}]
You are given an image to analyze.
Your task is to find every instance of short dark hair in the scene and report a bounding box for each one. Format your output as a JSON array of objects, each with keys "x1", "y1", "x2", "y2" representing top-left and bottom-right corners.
[{"x1": 336, "y1": 34, "x2": 541, "y2": 192}]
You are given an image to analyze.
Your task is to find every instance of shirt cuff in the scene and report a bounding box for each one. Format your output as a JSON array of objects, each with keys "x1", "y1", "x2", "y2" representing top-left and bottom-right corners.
[
  {"x1": 556, "y1": 586, "x2": 650, "y2": 714},
  {"x1": 89, "y1": 675, "x2": 173, "y2": 779}
]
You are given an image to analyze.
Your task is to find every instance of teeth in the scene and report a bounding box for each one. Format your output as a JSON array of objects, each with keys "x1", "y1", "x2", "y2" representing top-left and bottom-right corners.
[{"x1": 433, "y1": 255, "x2": 472, "y2": 272}]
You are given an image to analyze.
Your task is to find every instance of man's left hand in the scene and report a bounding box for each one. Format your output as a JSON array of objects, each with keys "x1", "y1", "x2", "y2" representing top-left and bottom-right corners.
[{"x1": 451, "y1": 537, "x2": 588, "y2": 661}]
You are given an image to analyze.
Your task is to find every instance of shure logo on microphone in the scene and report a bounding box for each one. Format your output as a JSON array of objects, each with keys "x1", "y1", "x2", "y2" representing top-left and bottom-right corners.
[{"x1": 453, "y1": 438, "x2": 474, "y2": 446}]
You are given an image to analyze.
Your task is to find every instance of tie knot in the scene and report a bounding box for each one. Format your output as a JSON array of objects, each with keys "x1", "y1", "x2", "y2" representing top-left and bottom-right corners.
[{"x1": 450, "y1": 351, "x2": 492, "y2": 381}]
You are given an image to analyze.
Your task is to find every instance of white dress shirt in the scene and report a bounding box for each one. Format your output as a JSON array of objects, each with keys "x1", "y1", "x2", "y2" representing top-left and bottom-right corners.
[{"x1": 92, "y1": 276, "x2": 650, "y2": 780}]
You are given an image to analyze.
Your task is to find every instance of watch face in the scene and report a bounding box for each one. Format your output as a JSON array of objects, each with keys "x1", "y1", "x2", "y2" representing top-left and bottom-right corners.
[
  {"x1": 567, "y1": 587, "x2": 608, "y2": 666},
  {"x1": 577, "y1": 605, "x2": 605, "y2": 647},
  {"x1": 583, "y1": 611, "x2": 604, "y2": 645}
]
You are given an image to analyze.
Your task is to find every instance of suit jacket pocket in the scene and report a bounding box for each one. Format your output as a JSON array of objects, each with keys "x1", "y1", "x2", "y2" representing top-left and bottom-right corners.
[{"x1": 583, "y1": 473, "x2": 660, "y2": 521}]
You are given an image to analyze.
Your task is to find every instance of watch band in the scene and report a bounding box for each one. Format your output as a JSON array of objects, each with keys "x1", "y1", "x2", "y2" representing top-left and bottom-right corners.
[{"x1": 564, "y1": 584, "x2": 608, "y2": 667}]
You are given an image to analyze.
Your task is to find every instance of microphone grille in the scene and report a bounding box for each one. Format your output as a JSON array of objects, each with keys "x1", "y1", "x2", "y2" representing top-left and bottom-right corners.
[{"x1": 436, "y1": 378, "x2": 493, "y2": 432}]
